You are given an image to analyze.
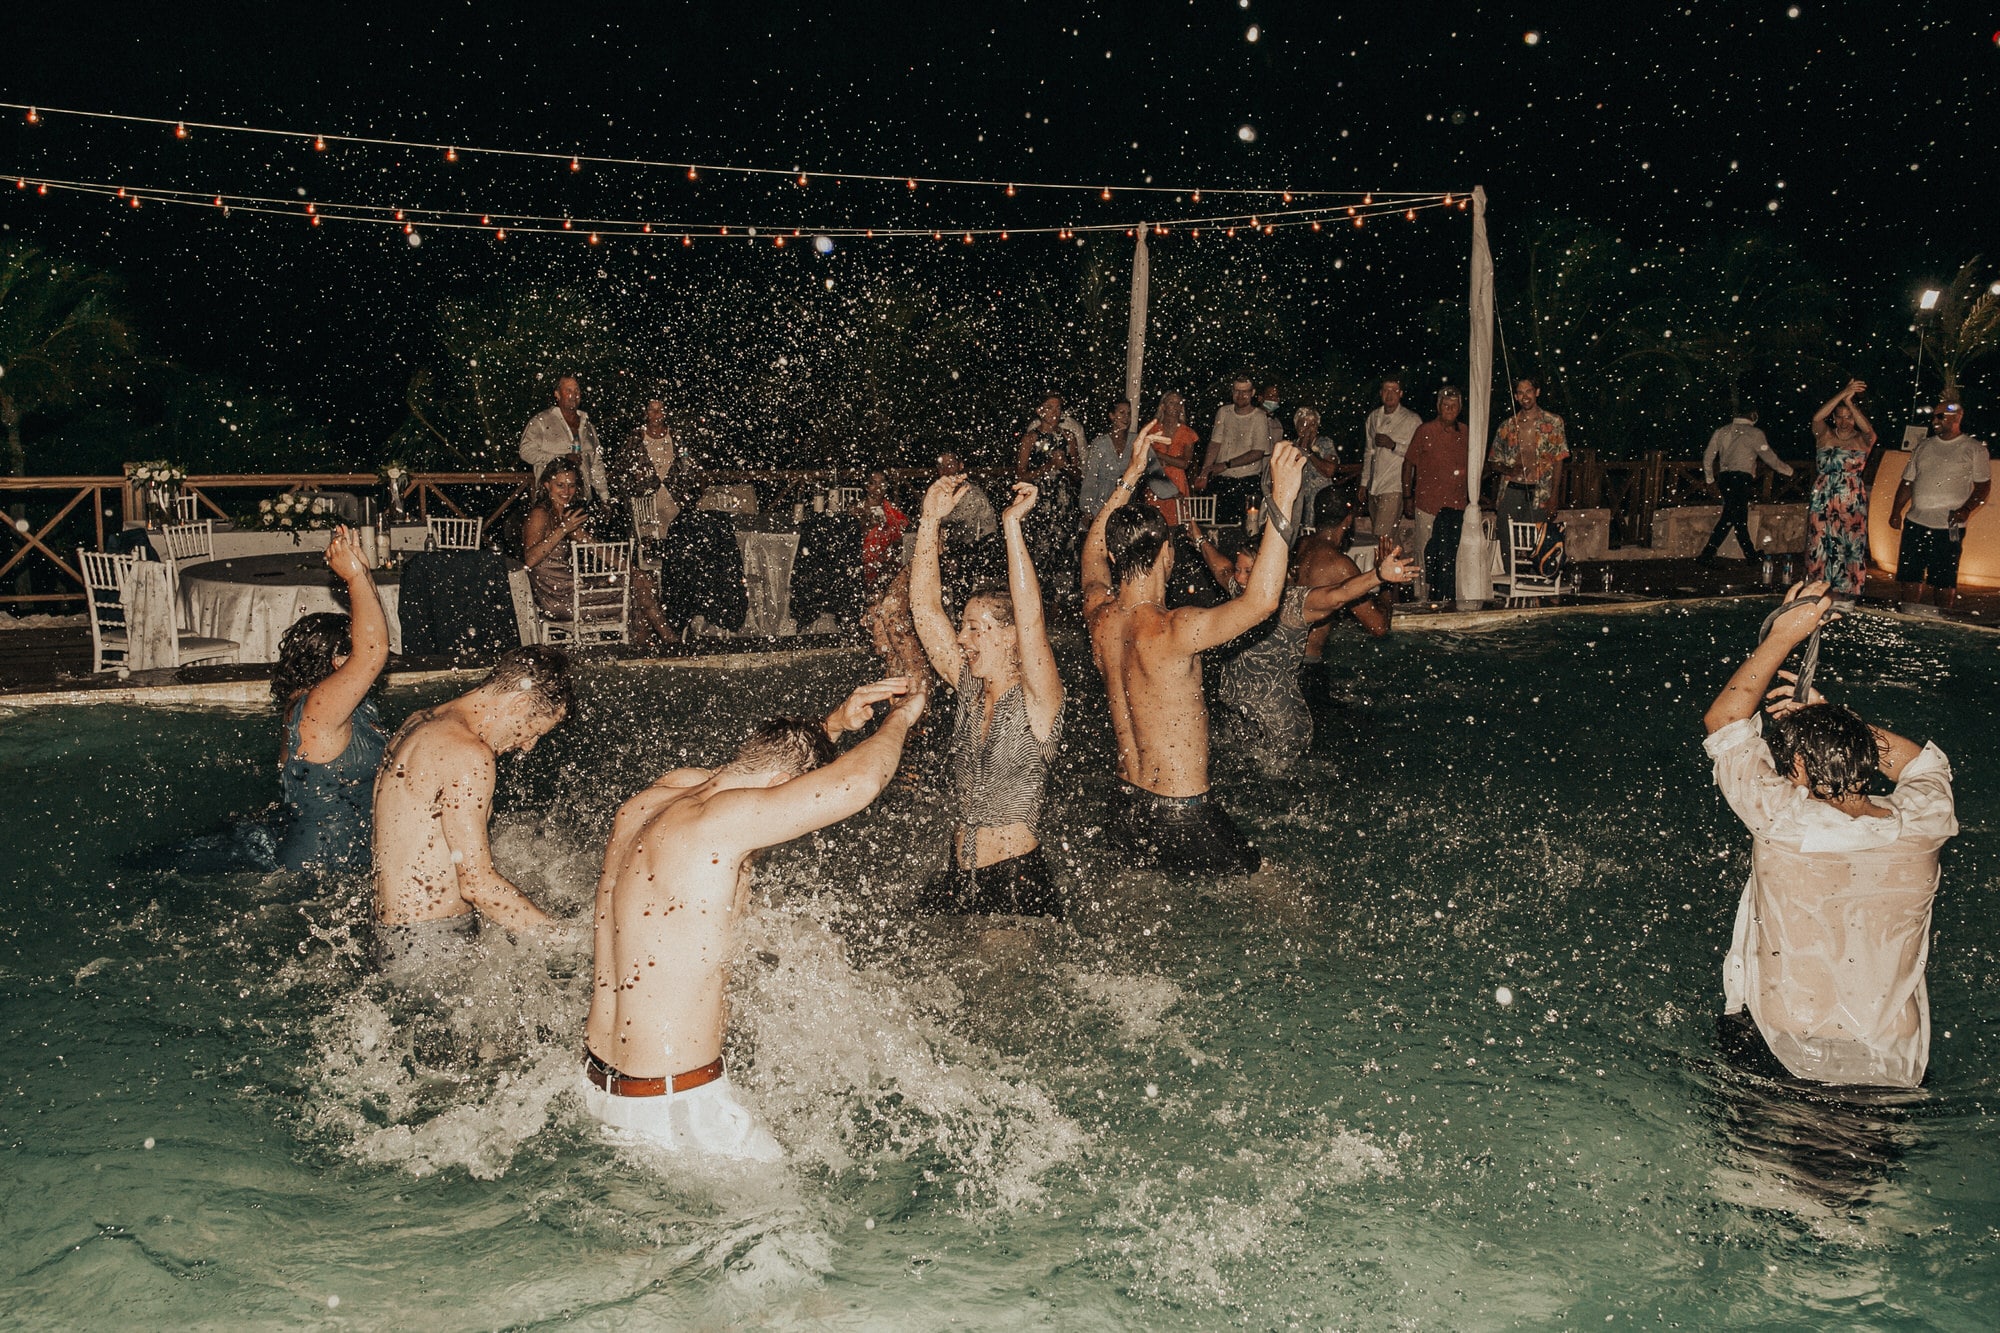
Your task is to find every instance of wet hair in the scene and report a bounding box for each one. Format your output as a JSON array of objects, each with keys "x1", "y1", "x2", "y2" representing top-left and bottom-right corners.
[
  {"x1": 961, "y1": 582, "x2": 1017, "y2": 629},
  {"x1": 1313, "y1": 486, "x2": 1353, "y2": 526},
  {"x1": 724, "y1": 717, "x2": 836, "y2": 778},
  {"x1": 483, "y1": 645, "x2": 575, "y2": 719},
  {"x1": 1106, "y1": 502, "x2": 1169, "y2": 585},
  {"x1": 1766, "y1": 702, "x2": 1878, "y2": 799},
  {"x1": 272, "y1": 612, "x2": 352, "y2": 704},
  {"x1": 1215, "y1": 528, "x2": 1251, "y2": 560},
  {"x1": 531, "y1": 456, "x2": 585, "y2": 514}
]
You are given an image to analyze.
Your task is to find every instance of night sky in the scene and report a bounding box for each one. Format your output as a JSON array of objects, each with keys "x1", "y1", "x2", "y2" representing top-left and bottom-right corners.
[{"x1": 2, "y1": 1, "x2": 1994, "y2": 453}]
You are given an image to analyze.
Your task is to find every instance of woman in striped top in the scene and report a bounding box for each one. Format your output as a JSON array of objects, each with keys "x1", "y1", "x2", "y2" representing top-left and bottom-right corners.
[{"x1": 909, "y1": 473, "x2": 1067, "y2": 916}]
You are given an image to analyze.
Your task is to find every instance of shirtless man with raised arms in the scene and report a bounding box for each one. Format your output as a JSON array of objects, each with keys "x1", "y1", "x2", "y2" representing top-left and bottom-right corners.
[
  {"x1": 581, "y1": 675, "x2": 925, "y2": 1160},
  {"x1": 371, "y1": 646, "x2": 574, "y2": 980},
  {"x1": 1082, "y1": 426, "x2": 1304, "y2": 875}
]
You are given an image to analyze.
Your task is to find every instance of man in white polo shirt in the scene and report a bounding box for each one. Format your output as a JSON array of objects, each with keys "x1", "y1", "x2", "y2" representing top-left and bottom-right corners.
[
  {"x1": 1195, "y1": 376, "x2": 1280, "y2": 526},
  {"x1": 1889, "y1": 401, "x2": 1989, "y2": 612}
]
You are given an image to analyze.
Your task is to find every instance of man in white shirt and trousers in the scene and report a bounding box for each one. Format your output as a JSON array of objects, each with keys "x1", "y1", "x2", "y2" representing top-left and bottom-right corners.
[
  {"x1": 519, "y1": 374, "x2": 611, "y2": 503},
  {"x1": 1357, "y1": 377, "x2": 1421, "y2": 548},
  {"x1": 1890, "y1": 401, "x2": 1989, "y2": 612},
  {"x1": 1698, "y1": 407, "x2": 1794, "y2": 565}
]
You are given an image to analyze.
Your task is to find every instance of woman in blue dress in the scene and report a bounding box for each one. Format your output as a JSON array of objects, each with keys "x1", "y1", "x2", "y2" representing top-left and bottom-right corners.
[{"x1": 271, "y1": 526, "x2": 390, "y2": 872}]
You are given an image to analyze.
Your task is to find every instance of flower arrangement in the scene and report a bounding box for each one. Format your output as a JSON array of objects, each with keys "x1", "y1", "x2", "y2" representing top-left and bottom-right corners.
[
  {"x1": 258, "y1": 493, "x2": 339, "y2": 531},
  {"x1": 130, "y1": 460, "x2": 189, "y2": 527}
]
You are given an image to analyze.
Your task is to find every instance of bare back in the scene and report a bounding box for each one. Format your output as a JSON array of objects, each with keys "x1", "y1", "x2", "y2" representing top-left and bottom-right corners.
[
  {"x1": 1089, "y1": 601, "x2": 1212, "y2": 797},
  {"x1": 372, "y1": 709, "x2": 492, "y2": 925},
  {"x1": 584, "y1": 769, "x2": 744, "y2": 1078}
]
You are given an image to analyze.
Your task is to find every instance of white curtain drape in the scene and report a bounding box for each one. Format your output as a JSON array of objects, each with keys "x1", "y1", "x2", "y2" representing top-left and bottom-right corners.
[
  {"x1": 1124, "y1": 224, "x2": 1150, "y2": 416},
  {"x1": 1457, "y1": 186, "x2": 1495, "y2": 604}
]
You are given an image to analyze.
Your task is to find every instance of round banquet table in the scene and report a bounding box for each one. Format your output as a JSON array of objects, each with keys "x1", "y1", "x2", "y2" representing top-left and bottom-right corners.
[{"x1": 177, "y1": 553, "x2": 403, "y2": 662}]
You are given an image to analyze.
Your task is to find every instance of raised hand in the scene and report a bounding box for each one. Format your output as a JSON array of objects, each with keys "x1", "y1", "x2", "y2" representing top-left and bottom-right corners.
[
  {"x1": 1376, "y1": 543, "x2": 1418, "y2": 584},
  {"x1": 1843, "y1": 378, "x2": 1867, "y2": 400},
  {"x1": 1268, "y1": 440, "x2": 1306, "y2": 516},
  {"x1": 922, "y1": 474, "x2": 968, "y2": 521},
  {"x1": 1770, "y1": 580, "x2": 1838, "y2": 644},
  {"x1": 1122, "y1": 423, "x2": 1161, "y2": 486},
  {"x1": 324, "y1": 525, "x2": 371, "y2": 581},
  {"x1": 1002, "y1": 481, "x2": 1040, "y2": 525},
  {"x1": 825, "y1": 676, "x2": 913, "y2": 739}
]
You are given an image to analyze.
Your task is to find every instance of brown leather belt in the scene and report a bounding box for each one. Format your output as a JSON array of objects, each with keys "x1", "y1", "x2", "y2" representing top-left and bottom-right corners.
[{"x1": 583, "y1": 1049, "x2": 725, "y2": 1098}]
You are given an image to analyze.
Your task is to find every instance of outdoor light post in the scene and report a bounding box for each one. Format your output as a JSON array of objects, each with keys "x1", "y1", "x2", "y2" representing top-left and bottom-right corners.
[{"x1": 1913, "y1": 287, "x2": 1943, "y2": 416}]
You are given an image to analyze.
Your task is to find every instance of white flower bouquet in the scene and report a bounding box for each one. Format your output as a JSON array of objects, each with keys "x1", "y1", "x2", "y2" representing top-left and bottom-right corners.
[
  {"x1": 131, "y1": 460, "x2": 189, "y2": 527},
  {"x1": 259, "y1": 493, "x2": 337, "y2": 531}
]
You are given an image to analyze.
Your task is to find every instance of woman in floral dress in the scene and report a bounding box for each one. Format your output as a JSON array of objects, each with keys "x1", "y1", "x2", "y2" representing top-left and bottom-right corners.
[{"x1": 1805, "y1": 378, "x2": 1877, "y2": 595}]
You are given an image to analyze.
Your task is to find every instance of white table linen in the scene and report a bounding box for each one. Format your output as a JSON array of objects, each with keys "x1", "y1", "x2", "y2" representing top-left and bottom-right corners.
[
  {"x1": 177, "y1": 554, "x2": 402, "y2": 662},
  {"x1": 735, "y1": 530, "x2": 800, "y2": 638}
]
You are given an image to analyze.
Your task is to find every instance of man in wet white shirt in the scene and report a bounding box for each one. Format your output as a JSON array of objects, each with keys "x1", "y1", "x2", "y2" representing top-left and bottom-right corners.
[{"x1": 1702, "y1": 582, "x2": 1958, "y2": 1089}]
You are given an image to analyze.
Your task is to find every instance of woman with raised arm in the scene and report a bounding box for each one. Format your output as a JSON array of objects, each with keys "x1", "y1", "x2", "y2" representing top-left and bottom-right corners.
[
  {"x1": 909, "y1": 474, "x2": 1067, "y2": 916},
  {"x1": 1805, "y1": 378, "x2": 1878, "y2": 597},
  {"x1": 1185, "y1": 515, "x2": 1415, "y2": 768},
  {"x1": 271, "y1": 526, "x2": 391, "y2": 872}
]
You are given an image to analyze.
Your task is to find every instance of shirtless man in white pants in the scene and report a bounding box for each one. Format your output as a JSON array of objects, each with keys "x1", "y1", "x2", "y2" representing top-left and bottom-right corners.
[{"x1": 581, "y1": 675, "x2": 925, "y2": 1160}]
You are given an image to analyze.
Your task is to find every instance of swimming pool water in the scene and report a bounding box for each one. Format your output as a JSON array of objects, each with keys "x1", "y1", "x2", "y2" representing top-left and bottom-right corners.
[{"x1": 2, "y1": 604, "x2": 1997, "y2": 1329}]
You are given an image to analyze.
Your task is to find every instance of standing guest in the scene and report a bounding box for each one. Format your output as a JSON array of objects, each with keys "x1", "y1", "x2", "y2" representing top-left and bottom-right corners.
[
  {"x1": 1016, "y1": 394, "x2": 1084, "y2": 567},
  {"x1": 581, "y1": 677, "x2": 924, "y2": 1160},
  {"x1": 1081, "y1": 429, "x2": 1305, "y2": 875},
  {"x1": 935, "y1": 451, "x2": 998, "y2": 545},
  {"x1": 1805, "y1": 379, "x2": 1878, "y2": 596},
  {"x1": 372, "y1": 647, "x2": 574, "y2": 982},
  {"x1": 1257, "y1": 383, "x2": 1285, "y2": 419},
  {"x1": 1703, "y1": 582, "x2": 1957, "y2": 1088},
  {"x1": 519, "y1": 374, "x2": 610, "y2": 502},
  {"x1": 1080, "y1": 399, "x2": 1135, "y2": 521},
  {"x1": 910, "y1": 477, "x2": 1066, "y2": 915},
  {"x1": 1142, "y1": 391, "x2": 1202, "y2": 526},
  {"x1": 1261, "y1": 407, "x2": 1333, "y2": 534},
  {"x1": 1358, "y1": 377, "x2": 1422, "y2": 545},
  {"x1": 1488, "y1": 375, "x2": 1568, "y2": 527},
  {"x1": 1401, "y1": 386, "x2": 1472, "y2": 598},
  {"x1": 1195, "y1": 376, "x2": 1279, "y2": 525},
  {"x1": 1186, "y1": 520, "x2": 1413, "y2": 767},
  {"x1": 1698, "y1": 407, "x2": 1795, "y2": 565},
  {"x1": 271, "y1": 527, "x2": 390, "y2": 873},
  {"x1": 608, "y1": 398, "x2": 685, "y2": 537},
  {"x1": 522, "y1": 457, "x2": 679, "y2": 646},
  {"x1": 860, "y1": 470, "x2": 910, "y2": 587},
  {"x1": 1890, "y1": 401, "x2": 1990, "y2": 612}
]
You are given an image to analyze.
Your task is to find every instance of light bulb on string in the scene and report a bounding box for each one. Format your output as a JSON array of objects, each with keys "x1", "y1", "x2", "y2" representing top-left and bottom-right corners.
[
  {"x1": 313, "y1": 135, "x2": 326, "y2": 151},
  {"x1": 495, "y1": 228, "x2": 506, "y2": 240},
  {"x1": 1311, "y1": 220, "x2": 1321, "y2": 231},
  {"x1": 562, "y1": 218, "x2": 573, "y2": 230},
  {"x1": 393, "y1": 208, "x2": 404, "y2": 221},
  {"x1": 1227, "y1": 227, "x2": 1236, "y2": 238},
  {"x1": 1005, "y1": 183, "x2": 1016, "y2": 196},
  {"x1": 403, "y1": 222, "x2": 413, "y2": 235},
  {"x1": 214, "y1": 195, "x2": 225, "y2": 207},
  {"x1": 642, "y1": 222, "x2": 652, "y2": 233},
  {"x1": 774, "y1": 235, "x2": 784, "y2": 247},
  {"x1": 306, "y1": 202, "x2": 316, "y2": 214},
  {"x1": 1443, "y1": 192, "x2": 1454, "y2": 205},
  {"x1": 13, "y1": 178, "x2": 23, "y2": 189},
  {"x1": 797, "y1": 172, "x2": 807, "y2": 186},
  {"x1": 1405, "y1": 209, "x2": 1416, "y2": 221},
  {"x1": 310, "y1": 214, "x2": 321, "y2": 226},
  {"x1": 480, "y1": 214, "x2": 490, "y2": 225},
  {"x1": 117, "y1": 187, "x2": 127, "y2": 198},
  {"x1": 907, "y1": 178, "x2": 918, "y2": 190},
  {"x1": 569, "y1": 156, "x2": 581, "y2": 172},
  {"x1": 25, "y1": 108, "x2": 39, "y2": 125},
  {"x1": 1281, "y1": 191, "x2": 1292, "y2": 204},
  {"x1": 1354, "y1": 215, "x2": 1364, "y2": 228},
  {"x1": 129, "y1": 195, "x2": 140, "y2": 208},
  {"x1": 963, "y1": 232, "x2": 974, "y2": 244},
  {"x1": 686, "y1": 167, "x2": 698, "y2": 181},
  {"x1": 999, "y1": 230, "x2": 1009, "y2": 240},
  {"x1": 175, "y1": 122, "x2": 188, "y2": 140},
  {"x1": 588, "y1": 231, "x2": 600, "y2": 245},
  {"x1": 1362, "y1": 193, "x2": 1372, "y2": 205},
  {"x1": 1192, "y1": 189, "x2": 1201, "y2": 203},
  {"x1": 36, "y1": 183, "x2": 47, "y2": 195},
  {"x1": 682, "y1": 235, "x2": 691, "y2": 247},
  {"x1": 445, "y1": 146, "x2": 458, "y2": 163},
  {"x1": 1100, "y1": 188, "x2": 1112, "y2": 201}
]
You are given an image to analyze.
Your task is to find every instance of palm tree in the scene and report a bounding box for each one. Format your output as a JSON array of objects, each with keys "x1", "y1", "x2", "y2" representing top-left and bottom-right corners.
[
  {"x1": 1923, "y1": 256, "x2": 2000, "y2": 404},
  {"x1": 0, "y1": 244, "x2": 135, "y2": 476}
]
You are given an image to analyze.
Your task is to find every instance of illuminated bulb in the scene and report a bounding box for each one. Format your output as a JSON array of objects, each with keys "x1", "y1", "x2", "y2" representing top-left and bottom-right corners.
[
  {"x1": 480, "y1": 214, "x2": 489, "y2": 225},
  {"x1": 1443, "y1": 193, "x2": 1454, "y2": 204},
  {"x1": 1282, "y1": 191, "x2": 1292, "y2": 204},
  {"x1": 25, "y1": 108, "x2": 39, "y2": 124},
  {"x1": 642, "y1": 223, "x2": 652, "y2": 233},
  {"x1": 313, "y1": 135, "x2": 326, "y2": 151},
  {"x1": 865, "y1": 228, "x2": 874, "y2": 237},
  {"x1": 797, "y1": 172, "x2": 808, "y2": 186},
  {"x1": 446, "y1": 146, "x2": 458, "y2": 162},
  {"x1": 908, "y1": 178, "x2": 918, "y2": 190},
  {"x1": 1354, "y1": 215, "x2": 1364, "y2": 227},
  {"x1": 394, "y1": 208, "x2": 404, "y2": 221},
  {"x1": 129, "y1": 196, "x2": 141, "y2": 208},
  {"x1": 37, "y1": 183, "x2": 47, "y2": 195},
  {"x1": 1250, "y1": 216, "x2": 1259, "y2": 226},
  {"x1": 719, "y1": 226, "x2": 728, "y2": 235},
  {"x1": 1263, "y1": 224, "x2": 1273, "y2": 234},
  {"x1": 117, "y1": 187, "x2": 127, "y2": 198},
  {"x1": 1000, "y1": 230, "x2": 1009, "y2": 240},
  {"x1": 1406, "y1": 209, "x2": 1416, "y2": 221},
  {"x1": 403, "y1": 222, "x2": 413, "y2": 234},
  {"x1": 1005, "y1": 183, "x2": 1016, "y2": 196},
  {"x1": 687, "y1": 167, "x2": 698, "y2": 181},
  {"x1": 14, "y1": 179, "x2": 23, "y2": 189},
  {"x1": 1191, "y1": 227, "x2": 1201, "y2": 238},
  {"x1": 774, "y1": 235, "x2": 784, "y2": 246},
  {"x1": 1101, "y1": 187, "x2": 1112, "y2": 201},
  {"x1": 1347, "y1": 206, "x2": 1357, "y2": 216},
  {"x1": 963, "y1": 232, "x2": 974, "y2": 244},
  {"x1": 306, "y1": 202, "x2": 316, "y2": 214},
  {"x1": 562, "y1": 218, "x2": 573, "y2": 230},
  {"x1": 175, "y1": 122, "x2": 188, "y2": 140},
  {"x1": 570, "y1": 156, "x2": 581, "y2": 172},
  {"x1": 1192, "y1": 189, "x2": 1201, "y2": 202},
  {"x1": 495, "y1": 228, "x2": 506, "y2": 240},
  {"x1": 1458, "y1": 198, "x2": 1468, "y2": 209},
  {"x1": 682, "y1": 235, "x2": 692, "y2": 247},
  {"x1": 1311, "y1": 220, "x2": 1321, "y2": 231},
  {"x1": 1227, "y1": 227, "x2": 1236, "y2": 238},
  {"x1": 588, "y1": 231, "x2": 600, "y2": 244},
  {"x1": 310, "y1": 214, "x2": 321, "y2": 226}
]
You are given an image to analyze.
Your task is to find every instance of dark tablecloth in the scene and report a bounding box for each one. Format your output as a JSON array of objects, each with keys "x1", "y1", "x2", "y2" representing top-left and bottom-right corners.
[{"x1": 396, "y1": 548, "x2": 519, "y2": 662}]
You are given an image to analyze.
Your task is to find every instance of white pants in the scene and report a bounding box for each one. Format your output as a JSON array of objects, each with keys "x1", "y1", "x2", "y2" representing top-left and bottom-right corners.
[
  {"x1": 1367, "y1": 491, "x2": 1409, "y2": 550},
  {"x1": 579, "y1": 1071, "x2": 782, "y2": 1162}
]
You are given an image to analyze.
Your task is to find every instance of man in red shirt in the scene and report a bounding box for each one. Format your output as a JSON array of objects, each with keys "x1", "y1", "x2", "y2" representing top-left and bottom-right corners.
[
  {"x1": 1402, "y1": 386, "x2": 1470, "y2": 600},
  {"x1": 860, "y1": 470, "x2": 909, "y2": 586}
]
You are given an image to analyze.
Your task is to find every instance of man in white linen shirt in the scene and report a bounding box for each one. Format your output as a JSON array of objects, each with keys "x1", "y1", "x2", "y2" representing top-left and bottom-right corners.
[
  {"x1": 1357, "y1": 377, "x2": 1421, "y2": 546},
  {"x1": 519, "y1": 375, "x2": 611, "y2": 502},
  {"x1": 1889, "y1": 401, "x2": 1989, "y2": 612},
  {"x1": 1702, "y1": 581, "x2": 1957, "y2": 1089},
  {"x1": 1698, "y1": 407, "x2": 1795, "y2": 565}
]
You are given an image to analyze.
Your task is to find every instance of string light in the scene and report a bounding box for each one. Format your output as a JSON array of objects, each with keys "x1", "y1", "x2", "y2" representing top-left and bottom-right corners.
[
  {"x1": 1100, "y1": 187, "x2": 1112, "y2": 201},
  {"x1": 495, "y1": 228, "x2": 505, "y2": 240},
  {"x1": 797, "y1": 172, "x2": 807, "y2": 186},
  {"x1": 0, "y1": 101, "x2": 1451, "y2": 203},
  {"x1": 588, "y1": 231, "x2": 600, "y2": 244},
  {"x1": 1005, "y1": 184, "x2": 1016, "y2": 196},
  {"x1": 174, "y1": 122, "x2": 188, "y2": 140}
]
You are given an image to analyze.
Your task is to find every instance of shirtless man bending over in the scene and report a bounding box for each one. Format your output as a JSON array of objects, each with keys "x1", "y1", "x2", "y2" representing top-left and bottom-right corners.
[
  {"x1": 581, "y1": 675, "x2": 925, "y2": 1160},
  {"x1": 372, "y1": 646, "x2": 574, "y2": 980},
  {"x1": 1083, "y1": 427, "x2": 1305, "y2": 875}
]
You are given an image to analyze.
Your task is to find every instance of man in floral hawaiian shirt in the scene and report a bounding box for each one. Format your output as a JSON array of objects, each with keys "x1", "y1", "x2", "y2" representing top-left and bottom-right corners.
[{"x1": 1488, "y1": 376, "x2": 1569, "y2": 527}]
